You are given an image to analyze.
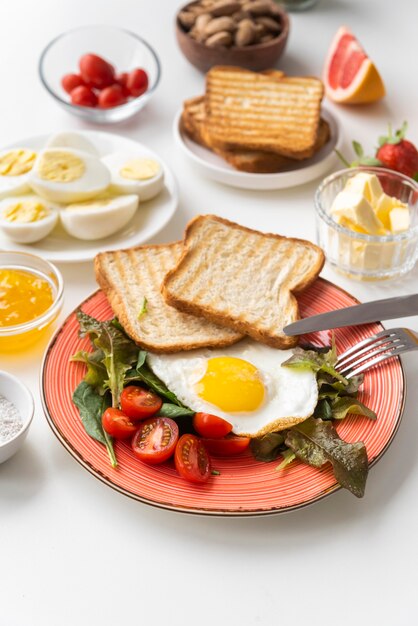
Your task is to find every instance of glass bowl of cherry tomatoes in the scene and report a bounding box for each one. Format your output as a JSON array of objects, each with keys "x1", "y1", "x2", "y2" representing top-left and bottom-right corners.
[{"x1": 39, "y1": 25, "x2": 161, "y2": 123}]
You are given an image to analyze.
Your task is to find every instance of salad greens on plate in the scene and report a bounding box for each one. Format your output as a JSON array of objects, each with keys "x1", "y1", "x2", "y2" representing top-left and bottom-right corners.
[{"x1": 71, "y1": 311, "x2": 376, "y2": 497}]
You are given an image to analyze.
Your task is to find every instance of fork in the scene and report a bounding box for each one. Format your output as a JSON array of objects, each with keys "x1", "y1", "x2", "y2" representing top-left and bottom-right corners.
[{"x1": 335, "y1": 328, "x2": 418, "y2": 379}]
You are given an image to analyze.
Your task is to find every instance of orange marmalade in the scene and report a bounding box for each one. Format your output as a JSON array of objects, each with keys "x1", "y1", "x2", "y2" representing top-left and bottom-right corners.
[{"x1": 0, "y1": 268, "x2": 54, "y2": 327}]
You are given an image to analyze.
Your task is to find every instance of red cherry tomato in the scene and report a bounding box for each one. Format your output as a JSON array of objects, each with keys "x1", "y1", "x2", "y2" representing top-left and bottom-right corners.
[
  {"x1": 127, "y1": 68, "x2": 149, "y2": 97},
  {"x1": 61, "y1": 73, "x2": 85, "y2": 94},
  {"x1": 201, "y1": 435, "x2": 250, "y2": 457},
  {"x1": 79, "y1": 53, "x2": 115, "y2": 89},
  {"x1": 70, "y1": 85, "x2": 98, "y2": 107},
  {"x1": 120, "y1": 386, "x2": 163, "y2": 421},
  {"x1": 102, "y1": 407, "x2": 137, "y2": 439},
  {"x1": 115, "y1": 72, "x2": 131, "y2": 97},
  {"x1": 174, "y1": 434, "x2": 211, "y2": 484},
  {"x1": 132, "y1": 417, "x2": 178, "y2": 465},
  {"x1": 98, "y1": 84, "x2": 126, "y2": 108},
  {"x1": 193, "y1": 412, "x2": 232, "y2": 439}
]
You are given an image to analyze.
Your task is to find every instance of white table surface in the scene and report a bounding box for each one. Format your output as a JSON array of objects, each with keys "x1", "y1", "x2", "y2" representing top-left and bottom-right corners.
[{"x1": 1, "y1": 1, "x2": 418, "y2": 625}]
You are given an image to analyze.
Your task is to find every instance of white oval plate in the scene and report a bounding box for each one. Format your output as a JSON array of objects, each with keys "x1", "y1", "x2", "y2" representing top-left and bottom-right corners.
[
  {"x1": 0, "y1": 131, "x2": 178, "y2": 263},
  {"x1": 173, "y1": 107, "x2": 342, "y2": 191}
]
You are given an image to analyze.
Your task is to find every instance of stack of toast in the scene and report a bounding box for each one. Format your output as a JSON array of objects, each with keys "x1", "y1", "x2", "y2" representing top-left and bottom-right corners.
[
  {"x1": 95, "y1": 214, "x2": 325, "y2": 352},
  {"x1": 180, "y1": 66, "x2": 330, "y2": 174}
]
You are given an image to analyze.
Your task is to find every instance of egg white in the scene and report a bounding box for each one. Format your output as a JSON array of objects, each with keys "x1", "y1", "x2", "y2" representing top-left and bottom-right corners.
[
  {"x1": 147, "y1": 339, "x2": 318, "y2": 438},
  {"x1": 46, "y1": 132, "x2": 99, "y2": 157},
  {"x1": 101, "y1": 151, "x2": 164, "y2": 201},
  {"x1": 29, "y1": 148, "x2": 110, "y2": 203},
  {"x1": 60, "y1": 193, "x2": 139, "y2": 240},
  {"x1": 0, "y1": 194, "x2": 59, "y2": 243}
]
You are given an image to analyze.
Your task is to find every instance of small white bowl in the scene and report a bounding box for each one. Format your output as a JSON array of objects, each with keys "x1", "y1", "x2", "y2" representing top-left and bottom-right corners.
[{"x1": 0, "y1": 370, "x2": 34, "y2": 464}]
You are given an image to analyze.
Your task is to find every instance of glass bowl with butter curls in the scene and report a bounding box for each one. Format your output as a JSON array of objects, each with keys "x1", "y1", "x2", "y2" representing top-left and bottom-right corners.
[{"x1": 315, "y1": 167, "x2": 418, "y2": 280}]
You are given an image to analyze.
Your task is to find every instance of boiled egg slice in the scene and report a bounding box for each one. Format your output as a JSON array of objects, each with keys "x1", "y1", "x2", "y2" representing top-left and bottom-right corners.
[
  {"x1": 60, "y1": 193, "x2": 139, "y2": 240},
  {"x1": 0, "y1": 194, "x2": 59, "y2": 243},
  {"x1": 46, "y1": 132, "x2": 99, "y2": 157},
  {"x1": 101, "y1": 152, "x2": 164, "y2": 201},
  {"x1": 147, "y1": 339, "x2": 318, "y2": 438},
  {"x1": 0, "y1": 148, "x2": 37, "y2": 199},
  {"x1": 29, "y1": 147, "x2": 110, "y2": 203}
]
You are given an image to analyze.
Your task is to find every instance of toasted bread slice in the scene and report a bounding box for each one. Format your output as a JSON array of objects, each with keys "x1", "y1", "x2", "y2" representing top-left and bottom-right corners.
[
  {"x1": 182, "y1": 95, "x2": 330, "y2": 173},
  {"x1": 95, "y1": 242, "x2": 243, "y2": 353},
  {"x1": 162, "y1": 216, "x2": 325, "y2": 349},
  {"x1": 205, "y1": 66, "x2": 324, "y2": 159}
]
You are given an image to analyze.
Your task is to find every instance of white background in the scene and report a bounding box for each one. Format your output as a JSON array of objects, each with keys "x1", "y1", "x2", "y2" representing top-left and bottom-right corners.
[{"x1": 1, "y1": 1, "x2": 418, "y2": 625}]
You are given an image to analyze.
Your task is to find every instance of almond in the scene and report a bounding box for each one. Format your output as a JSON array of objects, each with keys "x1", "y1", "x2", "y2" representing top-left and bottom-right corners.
[
  {"x1": 211, "y1": 1, "x2": 242, "y2": 16},
  {"x1": 242, "y1": 1, "x2": 274, "y2": 16},
  {"x1": 178, "y1": 11, "x2": 197, "y2": 29},
  {"x1": 256, "y1": 16, "x2": 281, "y2": 34},
  {"x1": 232, "y1": 9, "x2": 252, "y2": 21},
  {"x1": 235, "y1": 19, "x2": 257, "y2": 46},
  {"x1": 204, "y1": 16, "x2": 236, "y2": 35},
  {"x1": 205, "y1": 31, "x2": 233, "y2": 46}
]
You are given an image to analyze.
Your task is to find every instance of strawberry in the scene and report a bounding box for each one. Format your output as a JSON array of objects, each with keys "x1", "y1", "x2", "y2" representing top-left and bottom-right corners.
[
  {"x1": 376, "y1": 122, "x2": 418, "y2": 180},
  {"x1": 336, "y1": 121, "x2": 418, "y2": 181}
]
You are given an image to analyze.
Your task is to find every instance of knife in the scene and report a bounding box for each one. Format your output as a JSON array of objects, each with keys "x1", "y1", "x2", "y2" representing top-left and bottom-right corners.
[{"x1": 284, "y1": 293, "x2": 418, "y2": 336}]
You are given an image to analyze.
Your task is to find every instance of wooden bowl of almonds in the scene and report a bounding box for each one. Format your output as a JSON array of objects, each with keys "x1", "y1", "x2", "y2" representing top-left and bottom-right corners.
[{"x1": 176, "y1": 0, "x2": 290, "y2": 73}]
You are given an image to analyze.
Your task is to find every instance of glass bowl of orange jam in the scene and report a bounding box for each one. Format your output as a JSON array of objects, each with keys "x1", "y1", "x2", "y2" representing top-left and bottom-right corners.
[{"x1": 0, "y1": 251, "x2": 64, "y2": 351}]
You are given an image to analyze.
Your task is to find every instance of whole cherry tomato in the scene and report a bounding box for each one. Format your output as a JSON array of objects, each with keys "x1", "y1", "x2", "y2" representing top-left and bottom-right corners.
[
  {"x1": 120, "y1": 386, "x2": 162, "y2": 421},
  {"x1": 102, "y1": 408, "x2": 137, "y2": 439},
  {"x1": 201, "y1": 435, "x2": 250, "y2": 457},
  {"x1": 193, "y1": 412, "x2": 232, "y2": 439},
  {"x1": 98, "y1": 84, "x2": 126, "y2": 108},
  {"x1": 70, "y1": 85, "x2": 98, "y2": 107},
  {"x1": 79, "y1": 53, "x2": 115, "y2": 89},
  {"x1": 132, "y1": 417, "x2": 179, "y2": 465},
  {"x1": 126, "y1": 68, "x2": 149, "y2": 97},
  {"x1": 115, "y1": 72, "x2": 130, "y2": 96},
  {"x1": 175, "y1": 434, "x2": 211, "y2": 484},
  {"x1": 61, "y1": 73, "x2": 85, "y2": 94}
]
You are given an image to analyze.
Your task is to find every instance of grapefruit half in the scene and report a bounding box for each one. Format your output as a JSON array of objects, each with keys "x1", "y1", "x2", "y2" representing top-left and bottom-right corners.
[{"x1": 323, "y1": 26, "x2": 386, "y2": 104}]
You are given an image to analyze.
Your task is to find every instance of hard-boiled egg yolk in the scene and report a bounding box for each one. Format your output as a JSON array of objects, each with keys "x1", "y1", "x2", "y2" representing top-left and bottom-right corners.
[
  {"x1": 120, "y1": 158, "x2": 160, "y2": 181},
  {"x1": 0, "y1": 149, "x2": 36, "y2": 176},
  {"x1": 3, "y1": 199, "x2": 49, "y2": 223},
  {"x1": 37, "y1": 151, "x2": 85, "y2": 183},
  {"x1": 195, "y1": 356, "x2": 265, "y2": 413}
]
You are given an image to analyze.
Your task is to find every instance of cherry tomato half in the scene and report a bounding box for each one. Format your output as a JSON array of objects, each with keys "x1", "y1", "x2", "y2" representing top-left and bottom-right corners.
[
  {"x1": 193, "y1": 412, "x2": 232, "y2": 439},
  {"x1": 201, "y1": 435, "x2": 250, "y2": 457},
  {"x1": 61, "y1": 73, "x2": 85, "y2": 94},
  {"x1": 120, "y1": 386, "x2": 163, "y2": 421},
  {"x1": 98, "y1": 84, "x2": 126, "y2": 108},
  {"x1": 175, "y1": 434, "x2": 211, "y2": 484},
  {"x1": 127, "y1": 68, "x2": 149, "y2": 97},
  {"x1": 70, "y1": 85, "x2": 98, "y2": 107},
  {"x1": 102, "y1": 407, "x2": 137, "y2": 439},
  {"x1": 132, "y1": 417, "x2": 178, "y2": 465},
  {"x1": 79, "y1": 53, "x2": 115, "y2": 89}
]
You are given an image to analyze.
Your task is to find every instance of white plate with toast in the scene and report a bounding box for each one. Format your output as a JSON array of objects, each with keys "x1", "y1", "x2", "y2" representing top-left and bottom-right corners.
[
  {"x1": 174, "y1": 107, "x2": 342, "y2": 191},
  {"x1": 0, "y1": 131, "x2": 178, "y2": 263}
]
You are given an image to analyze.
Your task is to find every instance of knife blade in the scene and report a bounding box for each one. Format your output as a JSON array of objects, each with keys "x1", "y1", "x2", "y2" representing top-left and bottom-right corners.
[{"x1": 284, "y1": 293, "x2": 418, "y2": 336}]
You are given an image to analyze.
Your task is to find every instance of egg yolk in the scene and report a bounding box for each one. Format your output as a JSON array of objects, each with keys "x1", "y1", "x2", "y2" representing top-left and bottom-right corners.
[
  {"x1": 37, "y1": 151, "x2": 85, "y2": 183},
  {"x1": 120, "y1": 158, "x2": 160, "y2": 180},
  {"x1": 195, "y1": 356, "x2": 265, "y2": 413},
  {"x1": 0, "y1": 149, "x2": 36, "y2": 176},
  {"x1": 3, "y1": 200, "x2": 49, "y2": 223}
]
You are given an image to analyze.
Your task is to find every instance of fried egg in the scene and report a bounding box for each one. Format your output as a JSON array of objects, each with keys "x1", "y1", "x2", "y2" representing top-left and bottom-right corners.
[
  {"x1": 101, "y1": 152, "x2": 164, "y2": 201},
  {"x1": 0, "y1": 148, "x2": 37, "y2": 199},
  {"x1": 147, "y1": 339, "x2": 318, "y2": 438},
  {"x1": 29, "y1": 148, "x2": 110, "y2": 203}
]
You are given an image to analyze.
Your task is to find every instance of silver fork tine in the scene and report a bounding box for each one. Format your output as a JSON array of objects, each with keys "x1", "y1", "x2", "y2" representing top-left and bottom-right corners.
[
  {"x1": 338, "y1": 342, "x2": 408, "y2": 376},
  {"x1": 343, "y1": 344, "x2": 412, "y2": 379},
  {"x1": 337, "y1": 334, "x2": 402, "y2": 369},
  {"x1": 337, "y1": 328, "x2": 398, "y2": 363}
]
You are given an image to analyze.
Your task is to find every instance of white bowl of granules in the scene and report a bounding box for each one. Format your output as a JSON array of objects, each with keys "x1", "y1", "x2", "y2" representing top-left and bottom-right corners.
[{"x1": 0, "y1": 371, "x2": 34, "y2": 464}]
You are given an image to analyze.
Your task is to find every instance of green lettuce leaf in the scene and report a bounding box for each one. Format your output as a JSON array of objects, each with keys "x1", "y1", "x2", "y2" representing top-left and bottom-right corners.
[
  {"x1": 330, "y1": 397, "x2": 377, "y2": 421},
  {"x1": 282, "y1": 337, "x2": 348, "y2": 384},
  {"x1": 276, "y1": 449, "x2": 296, "y2": 470},
  {"x1": 72, "y1": 381, "x2": 116, "y2": 468},
  {"x1": 285, "y1": 417, "x2": 369, "y2": 498},
  {"x1": 250, "y1": 432, "x2": 286, "y2": 462},
  {"x1": 158, "y1": 403, "x2": 195, "y2": 418},
  {"x1": 125, "y1": 362, "x2": 185, "y2": 407},
  {"x1": 71, "y1": 349, "x2": 107, "y2": 393}
]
